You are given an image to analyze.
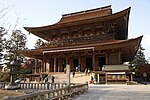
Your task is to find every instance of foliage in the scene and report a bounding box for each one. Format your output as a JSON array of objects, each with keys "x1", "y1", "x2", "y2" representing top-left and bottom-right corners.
[
  {"x1": 34, "y1": 39, "x2": 44, "y2": 49},
  {"x1": 129, "y1": 45, "x2": 148, "y2": 77},
  {"x1": 0, "y1": 27, "x2": 7, "y2": 67},
  {"x1": 0, "y1": 7, "x2": 28, "y2": 81},
  {"x1": 0, "y1": 72, "x2": 10, "y2": 82},
  {"x1": 4, "y1": 30, "x2": 27, "y2": 64},
  {"x1": 1, "y1": 30, "x2": 28, "y2": 79},
  {"x1": 20, "y1": 58, "x2": 35, "y2": 74}
]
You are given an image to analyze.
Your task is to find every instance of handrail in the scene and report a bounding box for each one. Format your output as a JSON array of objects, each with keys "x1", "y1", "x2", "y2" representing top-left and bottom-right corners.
[
  {"x1": 0, "y1": 82, "x2": 76, "y2": 90},
  {"x1": 2, "y1": 83, "x2": 88, "y2": 100}
]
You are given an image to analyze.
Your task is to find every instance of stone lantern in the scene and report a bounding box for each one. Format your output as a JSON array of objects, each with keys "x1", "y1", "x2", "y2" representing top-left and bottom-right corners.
[{"x1": 5, "y1": 60, "x2": 20, "y2": 90}]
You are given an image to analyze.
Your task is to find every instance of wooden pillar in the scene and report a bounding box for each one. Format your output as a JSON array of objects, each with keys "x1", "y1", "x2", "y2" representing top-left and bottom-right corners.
[
  {"x1": 96, "y1": 56, "x2": 99, "y2": 71},
  {"x1": 92, "y1": 48, "x2": 96, "y2": 71},
  {"x1": 59, "y1": 58, "x2": 63, "y2": 72},
  {"x1": 118, "y1": 51, "x2": 122, "y2": 64},
  {"x1": 34, "y1": 59, "x2": 38, "y2": 74},
  {"x1": 54, "y1": 57, "x2": 56, "y2": 72},
  {"x1": 58, "y1": 58, "x2": 63, "y2": 72},
  {"x1": 40, "y1": 60, "x2": 43, "y2": 72},
  {"x1": 80, "y1": 56, "x2": 86, "y2": 72},
  {"x1": 49, "y1": 58, "x2": 51, "y2": 72},
  {"x1": 44, "y1": 59, "x2": 46, "y2": 72},
  {"x1": 50, "y1": 58, "x2": 54, "y2": 72},
  {"x1": 131, "y1": 73, "x2": 133, "y2": 81},
  {"x1": 42, "y1": 53, "x2": 46, "y2": 72},
  {"x1": 46, "y1": 59, "x2": 50, "y2": 73},
  {"x1": 105, "y1": 73, "x2": 108, "y2": 84},
  {"x1": 78, "y1": 56, "x2": 81, "y2": 72},
  {"x1": 69, "y1": 58, "x2": 72, "y2": 71},
  {"x1": 66, "y1": 57, "x2": 69, "y2": 64},
  {"x1": 57, "y1": 58, "x2": 60, "y2": 72},
  {"x1": 106, "y1": 53, "x2": 109, "y2": 65}
]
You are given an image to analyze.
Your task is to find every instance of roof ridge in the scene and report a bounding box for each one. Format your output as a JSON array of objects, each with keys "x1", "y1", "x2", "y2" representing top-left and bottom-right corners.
[{"x1": 62, "y1": 5, "x2": 111, "y2": 17}]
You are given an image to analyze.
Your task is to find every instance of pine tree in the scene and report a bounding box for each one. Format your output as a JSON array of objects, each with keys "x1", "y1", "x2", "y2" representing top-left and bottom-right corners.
[
  {"x1": 0, "y1": 27, "x2": 6, "y2": 67},
  {"x1": 34, "y1": 39, "x2": 44, "y2": 49},
  {"x1": 4, "y1": 30, "x2": 27, "y2": 64},
  {"x1": 129, "y1": 44, "x2": 148, "y2": 74}
]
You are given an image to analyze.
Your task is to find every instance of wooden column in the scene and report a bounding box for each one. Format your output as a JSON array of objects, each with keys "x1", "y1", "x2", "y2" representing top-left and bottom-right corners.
[
  {"x1": 49, "y1": 58, "x2": 51, "y2": 72},
  {"x1": 59, "y1": 58, "x2": 63, "y2": 72},
  {"x1": 54, "y1": 57, "x2": 56, "y2": 72},
  {"x1": 92, "y1": 48, "x2": 96, "y2": 71},
  {"x1": 106, "y1": 53, "x2": 109, "y2": 65},
  {"x1": 95, "y1": 56, "x2": 99, "y2": 71},
  {"x1": 69, "y1": 58, "x2": 73, "y2": 71},
  {"x1": 44, "y1": 59, "x2": 46, "y2": 72},
  {"x1": 80, "y1": 56, "x2": 86, "y2": 72},
  {"x1": 78, "y1": 56, "x2": 81, "y2": 72},
  {"x1": 50, "y1": 58, "x2": 54, "y2": 72},
  {"x1": 40, "y1": 60, "x2": 43, "y2": 72},
  {"x1": 34, "y1": 59, "x2": 38, "y2": 74},
  {"x1": 118, "y1": 51, "x2": 122, "y2": 64},
  {"x1": 66, "y1": 57, "x2": 69, "y2": 64},
  {"x1": 46, "y1": 59, "x2": 50, "y2": 73},
  {"x1": 58, "y1": 58, "x2": 63, "y2": 72},
  {"x1": 42, "y1": 53, "x2": 46, "y2": 72}
]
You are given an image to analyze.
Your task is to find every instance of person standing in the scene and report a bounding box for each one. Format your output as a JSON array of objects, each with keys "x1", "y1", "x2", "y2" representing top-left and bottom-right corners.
[
  {"x1": 85, "y1": 68, "x2": 88, "y2": 75},
  {"x1": 51, "y1": 76, "x2": 55, "y2": 83},
  {"x1": 72, "y1": 71, "x2": 75, "y2": 78}
]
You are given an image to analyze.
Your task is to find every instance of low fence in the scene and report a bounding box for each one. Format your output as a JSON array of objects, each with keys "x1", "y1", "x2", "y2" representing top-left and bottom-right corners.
[
  {"x1": 19, "y1": 83, "x2": 69, "y2": 90},
  {"x1": 0, "y1": 82, "x2": 9, "y2": 88},
  {"x1": 0, "y1": 82, "x2": 75, "y2": 90},
  {"x1": 2, "y1": 83, "x2": 88, "y2": 100}
]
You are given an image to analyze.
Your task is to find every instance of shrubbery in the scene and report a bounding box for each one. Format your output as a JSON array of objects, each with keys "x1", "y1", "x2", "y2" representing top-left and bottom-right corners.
[{"x1": 0, "y1": 72, "x2": 10, "y2": 82}]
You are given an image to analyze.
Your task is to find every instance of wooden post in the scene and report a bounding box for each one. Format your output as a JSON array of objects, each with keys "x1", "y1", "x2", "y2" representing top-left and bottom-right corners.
[
  {"x1": 106, "y1": 53, "x2": 109, "y2": 65},
  {"x1": 34, "y1": 59, "x2": 38, "y2": 73},
  {"x1": 66, "y1": 64, "x2": 70, "y2": 92},
  {"x1": 118, "y1": 51, "x2": 122, "y2": 64},
  {"x1": 105, "y1": 73, "x2": 107, "y2": 84},
  {"x1": 58, "y1": 58, "x2": 60, "y2": 72},
  {"x1": 46, "y1": 59, "x2": 50, "y2": 73},
  {"x1": 54, "y1": 57, "x2": 56, "y2": 72},
  {"x1": 66, "y1": 64, "x2": 70, "y2": 85},
  {"x1": 92, "y1": 48, "x2": 96, "y2": 71},
  {"x1": 79, "y1": 56, "x2": 81, "y2": 72}
]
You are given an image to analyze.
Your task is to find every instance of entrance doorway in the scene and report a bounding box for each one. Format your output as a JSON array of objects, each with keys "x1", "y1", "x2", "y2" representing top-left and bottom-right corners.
[
  {"x1": 73, "y1": 59, "x2": 79, "y2": 71},
  {"x1": 86, "y1": 57, "x2": 92, "y2": 70},
  {"x1": 62, "y1": 58, "x2": 66, "y2": 72},
  {"x1": 98, "y1": 57, "x2": 106, "y2": 71}
]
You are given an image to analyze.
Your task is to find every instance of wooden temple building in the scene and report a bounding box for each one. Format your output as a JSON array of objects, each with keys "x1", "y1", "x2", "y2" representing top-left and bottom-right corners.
[{"x1": 18, "y1": 5, "x2": 142, "y2": 83}]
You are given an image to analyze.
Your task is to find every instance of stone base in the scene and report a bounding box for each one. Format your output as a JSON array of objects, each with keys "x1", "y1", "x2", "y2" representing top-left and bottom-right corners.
[{"x1": 4, "y1": 83, "x2": 20, "y2": 90}]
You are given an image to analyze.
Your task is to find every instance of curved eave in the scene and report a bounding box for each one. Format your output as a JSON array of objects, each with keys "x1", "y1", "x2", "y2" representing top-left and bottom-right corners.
[
  {"x1": 41, "y1": 35, "x2": 142, "y2": 62},
  {"x1": 17, "y1": 36, "x2": 142, "y2": 62},
  {"x1": 24, "y1": 7, "x2": 130, "y2": 41},
  {"x1": 17, "y1": 50, "x2": 43, "y2": 60},
  {"x1": 100, "y1": 35, "x2": 142, "y2": 62}
]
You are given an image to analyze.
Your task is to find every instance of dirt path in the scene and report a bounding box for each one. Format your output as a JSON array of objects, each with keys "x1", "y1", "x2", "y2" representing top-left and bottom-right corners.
[
  {"x1": 73, "y1": 84, "x2": 150, "y2": 100},
  {"x1": 0, "y1": 89, "x2": 22, "y2": 99}
]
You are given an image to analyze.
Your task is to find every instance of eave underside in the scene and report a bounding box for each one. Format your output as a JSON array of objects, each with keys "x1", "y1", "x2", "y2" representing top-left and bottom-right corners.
[{"x1": 18, "y1": 36, "x2": 142, "y2": 62}]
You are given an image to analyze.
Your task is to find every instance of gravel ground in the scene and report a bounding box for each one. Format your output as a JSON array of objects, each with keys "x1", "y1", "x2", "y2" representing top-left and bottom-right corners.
[
  {"x1": 0, "y1": 89, "x2": 22, "y2": 99},
  {"x1": 73, "y1": 84, "x2": 150, "y2": 100}
]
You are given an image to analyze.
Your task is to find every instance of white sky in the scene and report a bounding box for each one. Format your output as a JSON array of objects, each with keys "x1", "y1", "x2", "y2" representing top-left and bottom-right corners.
[{"x1": 0, "y1": 0, "x2": 150, "y2": 61}]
